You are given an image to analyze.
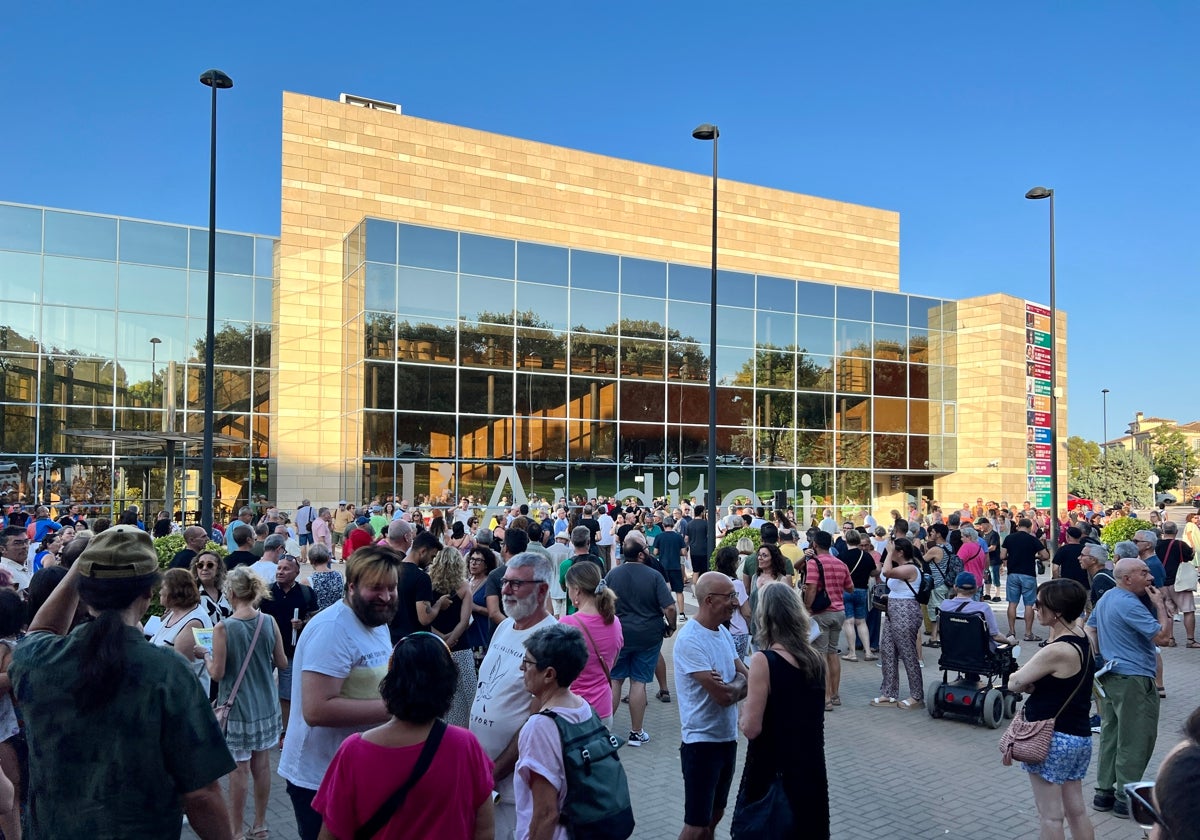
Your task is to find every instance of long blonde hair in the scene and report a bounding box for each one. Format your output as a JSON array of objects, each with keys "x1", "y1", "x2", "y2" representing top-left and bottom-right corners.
[
  {"x1": 429, "y1": 546, "x2": 466, "y2": 595},
  {"x1": 565, "y1": 561, "x2": 617, "y2": 623},
  {"x1": 753, "y1": 582, "x2": 824, "y2": 680},
  {"x1": 225, "y1": 566, "x2": 270, "y2": 608}
]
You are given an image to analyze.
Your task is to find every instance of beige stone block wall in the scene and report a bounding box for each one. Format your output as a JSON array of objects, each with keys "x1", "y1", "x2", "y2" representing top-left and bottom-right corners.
[
  {"x1": 937, "y1": 294, "x2": 1067, "y2": 513},
  {"x1": 275, "y1": 92, "x2": 904, "y2": 502}
]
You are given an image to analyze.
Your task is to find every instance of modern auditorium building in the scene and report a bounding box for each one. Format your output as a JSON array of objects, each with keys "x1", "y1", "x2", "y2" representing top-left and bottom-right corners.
[{"x1": 0, "y1": 90, "x2": 1066, "y2": 522}]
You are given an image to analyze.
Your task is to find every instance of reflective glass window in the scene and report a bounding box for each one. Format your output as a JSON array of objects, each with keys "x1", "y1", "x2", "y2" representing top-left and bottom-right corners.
[
  {"x1": 620, "y1": 296, "x2": 665, "y2": 337},
  {"x1": 836, "y1": 321, "x2": 871, "y2": 357},
  {"x1": 516, "y1": 418, "x2": 567, "y2": 463},
  {"x1": 716, "y1": 307, "x2": 754, "y2": 348},
  {"x1": 255, "y1": 237, "x2": 275, "y2": 278},
  {"x1": 908, "y1": 329, "x2": 929, "y2": 363},
  {"x1": 460, "y1": 369, "x2": 513, "y2": 416},
  {"x1": 44, "y1": 256, "x2": 116, "y2": 310},
  {"x1": 0, "y1": 204, "x2": 41, "y2": 253},
  {"x1": 216, "y1": 233, "x2": 255, "y2": 276},
  {"x1": 874, "y1": 397, "x2": 907, "y2": 433},
  {"x1": 460, "y1": 416, "x2": 510, "y2": 460},
  {"x1": 837, "y1": 287, "x2": 872, "y2": 322},
  {"x1": 910, "y1": 297, "x2": 942, "y2": 330},
  {"x1": 796, "y1": 393, "x2": 833, "y2": 430},
  {"x1": 874, "y1": 292, "x2": 908, "y2": 326},
  {"x1": 568, "y1": 377, "x2": 615, "y2": 420},
  {"x1": 396, "y1": 363, "x2": 455, "y2": 413},
  {"x1": 570, "y1": 249, "x2": 618, "y2": 292},
  {"x1": 874, "y1": 434, "x2": 907, "y2": 469},
  {"x1": 43, "y1": 356, "x2": 114, "y2": 408},
  {"x1": 874, "y1": 361, "x2": 907, "y2": 397},
  {"x1": 365, "y1": 263, "x2": 397, "y2": 312},
  {"x1": 836, "y1": 395, "x2": 870, "y2": 431},
  {"x1": 396, "y1": 319, "x2": 458, "y2": 366},
  {"x1": 756, "y1": 389, "x2": 794, "y2": 429},
  {"x1": 517, "y1": 242, "x2": 568, "y2": 286},
  {"x1": 44, "y1": 211, "x2": 115, "y2": 261},
  {"x1": 0, "y1": 354, "x2": 37, "y2": 403},
  {"x1": 460, "y1": 275, "x2": 514, "y2": 324},
  {"x1": 667, "y1": 300, "x2": 709, "y2": 343},
  {"x1": 118, "y1": 264, "x2": 187, "y2": 315},
  {"x1": 620, "y1": 339, "x2": 665, "y2": 379},
  {"x1": 516, "y1": 373, "x2": 568, "y2": 417},
  {"x1": 873, "y1": 323, "x2": 907, "y2": 360},
  {"x1": 363, "y1": 313, "x2": 395, "y2": 360},
  {"x1": 756, "y1": 275, "x2": 797, "y2": 313},
  {"x1": 569, "y1": 334, "x2": 617, "y2": 376},
  {"x1": 619, "y1": 381, "x2": 666, "y2": 424},
  {"x1": 516, "y1": 328, "x2": 568, "y2": 372},
  {"x1": 0, "y1": 304, "x2": 39, "y2": 352},
  {"x1": 516, "y1": 283, "x2": 568, "y2": 332},
  {"x1": 365, "y1": 219, "x2": 398, "y2": 265},
  {"x1": 363, "y1": 361, "x2": 396, "y2": 410},
  {"x1": 835, "y1": 432, "x2": 870, "y2": 468},
  {"x1": 797, "y1": 354, "x2": 833, "y2": 391},
  {"x1": 253, "y1": 278, "x2": 272, "y2": 323},
  {"x1": 909, "y1": 435, "x2": 930, "y2": 470},
  {"x1": 188, "y1": 272, "x2": 253, "y2": 323},
  {"x1": 568, "y1": 289, "x2": 617, "y2": 333},
  {"x1": 796, "y1": 431, "x2": 833, "y2": 467},
  {"x1": 363, "y1": 412, "x2": 395, "y2": 458},
  {"x1": 796, "y1": 281, "x2": 835, "y2": 317},
  {"x1": 796, "y1": 316, "x2": 834, "y2": 357},
  {"x1": 716, "y1": 270, "x2": 754, "y2": 308},
  {"x1": 668, "y1": 343, "x2": 708, "y2": 382},
  {"x1": 118, "y1": 220, "x2": 187, "y2": 268},
  {"x1": 835, "y1": 358, "x2": 871, "y2": 394},
  {"x1": 0, "y1": 251, "x2": 41, "y2": 303},
  {"x1": 460, "y1": 234, "x2": 514, "y2": 279},
  {"x1": 755, "y1": 348, "x2": 794, "y2": 389},
  {"x1": 116, "y1": 313, "x2": 185, "y2": 361},
  {"x1": 910, "y1": 365, "x2": 929, "y2": 399},
  {"x1": 715, "y1": 386, "x2": 752, "y2": 426},
  {"x1": 459, "y1": 323, "x2": 514, "y2": 369},
  {"x1": 715, "y1": 346, "x2": 754, "y2": 387},
  {"x1": 667, "y1": 384, "x2": 708, "y2": 424},
  {"x1": 910, "y1": 400, "x2": 931, "y2": 434},
  {"x1": 618, "y1": 424, "x2": 665, "y2": 463},
  {"x1": 568, "y1": 420, "x2": 617, "y2": 462},
  {"x1": 756, "y1": 310, "x2": 794, "y2": 349},
  {"x1": 252, "y1": 325, "x2": 271, "y2": 368},
  {"x1": 668, "y1": 264, "x2": 709, "y2": 304},
  {"x1": 399, "y1": 224, "x2": 458, "y2": 271},
  {"x1": 0, "y1": 402, "x2": 35, "y2": 452},
  {"x1": 620, "y1": 258, "x2": 666, "y2": 299},
  {"x1": 397, "y1": 268, "x2": 457, "y2": 320}
]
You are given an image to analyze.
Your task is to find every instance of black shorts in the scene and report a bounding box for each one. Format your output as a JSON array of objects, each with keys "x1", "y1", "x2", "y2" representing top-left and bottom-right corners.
[
  {"x1": 680, "y1": 740, "x2": 737, "y2": 827},
  {"x1": 667, "y1": 568, "x2": 685, "y2": 593}
]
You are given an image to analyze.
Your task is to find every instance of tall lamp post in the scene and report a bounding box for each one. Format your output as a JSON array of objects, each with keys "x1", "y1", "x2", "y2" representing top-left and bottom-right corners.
[
  {"x1": 1025, "y1": 185, "x2": 1057, "y2": 553},
  {"x1": 199, "y1": 69, "x2": 233, "y2": 533},
  {"x1": 149, "y1": 336, "x2": 162, "y2": 433},
  {"x1": 693, "y1": 123, "x2": 719, "y2": 557},
  {"x1": 1101, "y1": 388, "x2": 1109, "y2": 504}
]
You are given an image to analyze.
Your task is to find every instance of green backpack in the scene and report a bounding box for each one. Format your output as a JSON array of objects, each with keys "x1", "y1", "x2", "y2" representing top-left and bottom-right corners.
[{"x1": 538, "y1": 709, "x2": 635, "y2": 840}]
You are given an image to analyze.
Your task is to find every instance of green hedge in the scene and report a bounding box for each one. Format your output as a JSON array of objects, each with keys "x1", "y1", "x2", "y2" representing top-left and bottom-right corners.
[
  {"x1": 1099, "y1": 516, "x2": 1144, "y2": 552},
  {"x1": 146, "y1": 535, "x2": 228, "y2": 617}
]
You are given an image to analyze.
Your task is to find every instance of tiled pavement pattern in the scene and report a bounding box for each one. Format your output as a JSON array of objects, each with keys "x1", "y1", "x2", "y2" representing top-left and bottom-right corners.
[{"x1": 190, "y1": 584, "x2": 1196, "y2": 840}]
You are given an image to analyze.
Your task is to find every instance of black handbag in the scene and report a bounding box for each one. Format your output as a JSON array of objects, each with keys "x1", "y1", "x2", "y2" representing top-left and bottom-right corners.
[
  {"x1": 810, "y1": 558, "x2": 832, "y2": 613},
  {"x1": 731, "y1": 773, "x2": 794, "y2": 838}
]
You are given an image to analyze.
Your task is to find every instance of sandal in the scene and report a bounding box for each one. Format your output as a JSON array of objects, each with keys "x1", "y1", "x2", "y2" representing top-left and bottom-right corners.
[
  {"x1": 830, "y1": 695, "x2": 841, "y2": 706},
  {"x1": 824, "y1": 701, "x2": 834, "y2": 711},
  {"x1": 922, "y1": 641, "x2": 940, "y2": 648},
  {"x1": 1024, "y1": 635, "x2": 1043, "y2": 642},
  {"x1": 656, "y1": 689, "x2": 671, "y2": 703},
  {"x1": 870, "y1": 696, "x2": 897, "y2": 707},
  {"x1": 864, "y1": 654, "x2": 879, "y2": 661},
  {"x1": 1187, "y1": 640, "x2": 1200, "y2": 649},
  {"x1": 1165, "y1": 639, "x2": 1177, "y2": 647},
  {"x1": 898, "y1": 698, "x2": 923, "y2": 710},
  {"x1": 840, "y1": 654, "x2": 859, "y2": 662},
  {"x1": 249, "y1": 829, "x2": 270, "y2": 840}
]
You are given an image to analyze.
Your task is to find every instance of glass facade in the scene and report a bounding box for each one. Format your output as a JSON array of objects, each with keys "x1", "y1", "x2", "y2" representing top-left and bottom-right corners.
[
  {"x1": 0, "y1": 202, "x2": 276, "y2": 517},
  {"x1": 344, "y1": 218, "x2": 956, "y2": 507}
]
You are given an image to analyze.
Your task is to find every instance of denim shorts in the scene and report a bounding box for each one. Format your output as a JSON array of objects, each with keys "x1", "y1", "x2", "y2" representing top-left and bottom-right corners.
[
  {"x1": 612, "y1": 644, "x2": 660, "y2": 684},
  {"x1": 843, "y1": 588, "x2": 868, "y2": 620},
  {"x1": 298, "y1": 533, "x2": 313, "y2": 546},
  {"x1": 277, "y1": 661, "x2": 293, "y2": 700},
  {"x1": 1007, "y1": 573, "x2": 1037, "y2": 605}
]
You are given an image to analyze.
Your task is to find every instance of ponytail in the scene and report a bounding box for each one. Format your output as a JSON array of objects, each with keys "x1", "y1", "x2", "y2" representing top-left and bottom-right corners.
[
  {"x1": 564, "y1": 561, "x2": 619, "y2": 624},
  {"x1": 74, "y1": 572, "x2": 158, "y2": 712}
]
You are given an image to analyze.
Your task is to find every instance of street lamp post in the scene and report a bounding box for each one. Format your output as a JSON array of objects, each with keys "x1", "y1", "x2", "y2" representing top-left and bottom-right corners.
[
  {"x1": 1025, "y1": 185, "x2": 1058, "y2": 553},
  {"x1": 199, "y1": 69, "x2": 233, "y2": 534},
  {"x1": 693, "y1": 123, "x2": 719, "y2": 557},
  {"x1": 1102, "y1": 388, "x2": 1109, "y2": 504},
  {"x1": 149, "y1": 336, "x2": 162, "y2": 434}
]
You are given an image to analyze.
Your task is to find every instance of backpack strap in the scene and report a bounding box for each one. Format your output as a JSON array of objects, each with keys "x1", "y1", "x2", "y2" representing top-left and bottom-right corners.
[{"x1": 355, "y1": 720, "x2": 447, "y2": 840}]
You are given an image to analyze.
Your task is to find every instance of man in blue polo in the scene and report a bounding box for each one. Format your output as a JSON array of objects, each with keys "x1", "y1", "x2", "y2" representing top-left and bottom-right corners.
[{"x1": 1086, "y1": 557, "x2": 1172, "y2": 818}]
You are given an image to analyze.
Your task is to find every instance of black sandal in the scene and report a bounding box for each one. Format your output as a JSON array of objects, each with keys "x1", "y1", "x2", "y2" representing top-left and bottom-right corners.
[{"x1": 656, "y1": 689, "x2": 671, "y2": 703}]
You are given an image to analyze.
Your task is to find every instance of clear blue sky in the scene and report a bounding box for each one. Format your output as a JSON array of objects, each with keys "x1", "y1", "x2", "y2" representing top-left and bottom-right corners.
[{"x1": 4, "y1": 2, "x2": 1196, "y2": 444}]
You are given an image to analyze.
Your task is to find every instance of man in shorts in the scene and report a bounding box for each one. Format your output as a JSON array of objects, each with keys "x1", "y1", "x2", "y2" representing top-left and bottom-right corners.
[
  {"x1": 1001, "y1": 518, "x2": 1048, "y2": 641},
  {"x1": 674, "y1": 572, "x2": 748, "y2": 840},
  {"x1": 803, "y1": 530, "x2": 853, "y2": 711},
  {"x1": 653, "y1": 516, "x2": 687, "y2": 621}
]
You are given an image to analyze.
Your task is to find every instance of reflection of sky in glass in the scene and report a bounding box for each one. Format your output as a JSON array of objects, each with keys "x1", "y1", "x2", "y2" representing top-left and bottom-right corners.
[
  {"x1": 0, "y1": 250, "x2": 42, "y2": 302},
  {"x1": 41, "y1": 306, "x2": 115, "y2": 356}
]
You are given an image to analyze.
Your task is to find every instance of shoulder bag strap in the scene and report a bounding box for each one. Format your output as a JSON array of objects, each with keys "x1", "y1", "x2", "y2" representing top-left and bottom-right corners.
[
  {"x1": 1051, "y1": 642, "x2": 1090, "y2": 720},
  {"x1": 577, "y1": 619, "x2": 613, "y2": 682},
  {"x1": 847, "y1": 550, "x2": 863, "y2": 578},
  {"x1": 223, "y1": 613, "x2": 266, "y2": 710},
  {"x1": 356, "y1": 719, "x2": 447, "y2": 840}
]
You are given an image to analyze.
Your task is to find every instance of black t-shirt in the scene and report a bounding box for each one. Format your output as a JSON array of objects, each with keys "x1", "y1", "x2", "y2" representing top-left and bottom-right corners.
[
  {"x1": 261, "y1": 582, "x2": 318, "y2": 659},
  {"x1": 684, "y1": 519, "x2": 709, "y2": 564},
  {"x1": 616, "y1": 523, "x2": 636, "y2": 546},
  {"x1": 840, "y1": 548, "x2": 876, "y2": 590},
  {"x1": 224, "y1": 549, "x2": 258, "y2": 571},
  {"x1": 1003, "y1": 531, "x2": 1043, "y2": 577},
  {"x1": 580, "y1": 517, "x2": 601, "y2": 547},
  {"x1": 1052, "y1": 544, "x2": 1088, "y2": 586},
  {"x1": 169, "y1": 549, "x2": 197, "y2": 570},
  {"x1": 982, "y1": 530, "x2": 1001, "y2": 565},
  {"x1": 485, "y1": 563, "x2": 507, "y2": 627},
  {"x1": 390, "y1": 562, "x2": 433, "y2": 644}
]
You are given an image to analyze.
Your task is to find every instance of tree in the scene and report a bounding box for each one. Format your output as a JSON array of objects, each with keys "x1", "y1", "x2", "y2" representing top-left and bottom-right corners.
[
  {"x1": 1067, "y1": 446, "x2": 1155, "y2": 508},
  {"x1": 1148, "y1": 426, "x2": 1190, "y2": 491},
  {"x1": 1066, "y1": 436, "x2": 1101, "y2": 488}
]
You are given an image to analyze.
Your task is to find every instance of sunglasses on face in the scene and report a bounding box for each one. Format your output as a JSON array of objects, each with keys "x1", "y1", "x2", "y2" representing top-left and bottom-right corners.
[
  {"x1": 1123, "y1": 782, "x2": 1163, "y2": 830},
  {"x1": 197, "y1": 562, "x2": 218, "y2": 570}
]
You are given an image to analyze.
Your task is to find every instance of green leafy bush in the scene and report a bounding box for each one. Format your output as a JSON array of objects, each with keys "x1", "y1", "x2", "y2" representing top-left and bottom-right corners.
[
  {"x1": 718, "y1": 527, "x2": 761, "y2": 555},
  {"x1": 151, "y1": 534, "x2": 227, "y2": 570},
  {"x1": 1099, "y1": 516, "x2": 1143, "y2": 551}
]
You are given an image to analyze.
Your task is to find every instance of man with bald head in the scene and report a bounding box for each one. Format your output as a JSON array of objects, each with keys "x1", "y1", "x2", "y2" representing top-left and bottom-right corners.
[
  {"x1": 674, "y1": 571, "x2": 749, "y2": 840},
  {"x1": 169, "y1": 526, "x2": 209, "y2": 569},
  {"x1": 1086, "y1": 557, "x2": 1172, "y2": 818}
]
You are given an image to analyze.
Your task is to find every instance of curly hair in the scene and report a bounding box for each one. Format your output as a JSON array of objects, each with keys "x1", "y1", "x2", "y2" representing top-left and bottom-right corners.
[
  {"x1": 428, "y1": 546, "x2": 466, "y2": 596},
  {"x1": 755, "y1": 543, "x2": 787, "y2": 578},
  {"x1": 224, "y1": 565, "x2": 271, "y2": 607},
  {"x1": 189, "y1": 550, "x2": 226, "y2": 594},
  {"x1": 161, "y1": 568, "x2": 200, "y2": 610}
]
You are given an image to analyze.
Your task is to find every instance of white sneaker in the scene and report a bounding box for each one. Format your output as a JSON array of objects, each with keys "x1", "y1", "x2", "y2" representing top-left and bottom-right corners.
[{"x1": 627, "y1": 729, "x2": 650, "y2": 746}]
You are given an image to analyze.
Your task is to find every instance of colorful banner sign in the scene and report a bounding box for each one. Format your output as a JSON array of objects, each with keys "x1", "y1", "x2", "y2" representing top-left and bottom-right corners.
[{"x1": 1026, "y1": 301, "x2": 1053, "y2": 510}]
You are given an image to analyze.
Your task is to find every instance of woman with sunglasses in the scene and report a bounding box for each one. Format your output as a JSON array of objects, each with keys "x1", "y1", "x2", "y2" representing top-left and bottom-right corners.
[
  {"x1": 312, "y1": 632, "x2": 495, "y2": 840},
  {"x1": 465, "y1": 546, "x2": 498, "y2": 662},
  {"x1": 1008, "y1": 579, "x2": 1096, "y2": 840},
  {"x1": 1126, "y1": 705, "x2": 1200, "y2": 838},
  {"x1": 191, "y1": 550, "x2": 232, "y2": 625}
]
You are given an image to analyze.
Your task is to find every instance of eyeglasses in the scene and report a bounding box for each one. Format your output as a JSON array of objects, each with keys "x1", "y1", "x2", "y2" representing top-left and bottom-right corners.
[
  {"x1": 501, "y1": 577, "x2": 540, "y2": 590},
  {"x1": 708, "y1": 590, "x2": 738, "y2": 602},
  {"x1": 519, "y1": 656, "x2": 541, "y2": 671},
  {"x1": 197, "y1": 562, "x2": 218, "y2": 570},
  {"x1": 1123, "y1": 782, "x2": 1163, "y2": 830}
]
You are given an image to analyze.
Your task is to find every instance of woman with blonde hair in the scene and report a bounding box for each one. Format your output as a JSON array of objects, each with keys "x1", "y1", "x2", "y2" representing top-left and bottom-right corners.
[
  {"x1": 560, "y1": 560, "x2": 624, "y2": 726},
  {"x1": 201, "y1": 566, "x2": 288, "y2": 840},
  {"x1": 427, "y1": 545, "x2": 476, "y2": 727},
  {"x1": 734, "y1": 582, "x2": 829, "y2": 839}
]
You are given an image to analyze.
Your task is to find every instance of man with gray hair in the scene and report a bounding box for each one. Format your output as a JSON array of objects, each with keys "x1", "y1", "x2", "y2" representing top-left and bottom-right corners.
[
  {"x1": 1155, "y1": 520, "x2": 1196, "y2": 646},
  {"x1": 1133, "y1": 529, "x2": 1165, "y2": 587},
  {"x1": 470, "y1": 551, "x2": 556, "y2": 839},
  {"x1": 385, "y1": 518, "x2": 413, "y2": 558},
  {"x1": 225, "y1": 505, "x2": 254, "y2": 551},
  {"x1": 1080, "y1": 542, "x2": 1117, "y2": 609}
]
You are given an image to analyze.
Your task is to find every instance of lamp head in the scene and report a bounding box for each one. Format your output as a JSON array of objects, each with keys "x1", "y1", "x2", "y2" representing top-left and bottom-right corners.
[
  {"x1": 199, "y1": 70, "x2": 234, "y2": 90},
  {"x1": 1102, "y1": 388, "x2": 1109, "y2": 395},
  {"x1": 692, "y1": 124, "x2": 719, "y2": 141},
  {"x1": 149, "y1": 337, "x2": 162, "y2": 345},
  {"x1": 1025, "y1": 186, "x2": 1053, "y2": 200}
]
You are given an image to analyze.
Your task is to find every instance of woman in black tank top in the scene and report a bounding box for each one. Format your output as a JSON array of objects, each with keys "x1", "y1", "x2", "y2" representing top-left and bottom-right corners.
[{"x1": 1009, "y1": 579, "x2": 1096, "y2": 840}]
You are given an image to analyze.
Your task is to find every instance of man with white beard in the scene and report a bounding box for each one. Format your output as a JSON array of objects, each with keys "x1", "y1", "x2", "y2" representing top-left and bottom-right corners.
[{"x1": 469, "y1": 551, "x2": 557, "y2": 839}]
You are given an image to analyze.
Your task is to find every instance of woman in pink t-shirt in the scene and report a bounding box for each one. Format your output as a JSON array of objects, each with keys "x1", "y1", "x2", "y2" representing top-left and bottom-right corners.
[
  {"x1": 312, "y1": 632, "x2": 494, "y2": 840},
  {"x1": 559, "y1": 562, "x2": 623, "y2": 726},
  {"x1": 957, "y1": 525, "x2": 987, "y2": 590}
]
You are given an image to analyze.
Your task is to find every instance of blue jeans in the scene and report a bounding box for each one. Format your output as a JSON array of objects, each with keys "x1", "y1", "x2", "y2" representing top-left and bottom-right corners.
[{"x1": 1006, "y1": 573, "x2": 1037, "y2": 605}]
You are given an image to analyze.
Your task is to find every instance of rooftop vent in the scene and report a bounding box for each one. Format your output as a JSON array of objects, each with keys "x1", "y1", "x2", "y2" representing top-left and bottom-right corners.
[{"x1": 338, "y1": 93, "x2": 401, "y2": 114}]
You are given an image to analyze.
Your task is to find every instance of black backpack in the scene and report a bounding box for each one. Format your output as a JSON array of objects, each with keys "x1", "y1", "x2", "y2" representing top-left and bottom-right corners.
[{"x1": 539, "y1": 709, "x2": 635, "y2": 840}]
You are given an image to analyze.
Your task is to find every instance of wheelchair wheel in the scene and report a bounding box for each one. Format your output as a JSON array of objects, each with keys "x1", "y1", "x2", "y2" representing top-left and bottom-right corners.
[
  {"x1": 981, "y1": 688, "x2": 1004, "y2": 729},
  {"x1": 1003, "y1": 694, "x2": 1018, "y2": 720},
  {"x1": 926, "y1": 681, "x2": 944, "y2": 718}
]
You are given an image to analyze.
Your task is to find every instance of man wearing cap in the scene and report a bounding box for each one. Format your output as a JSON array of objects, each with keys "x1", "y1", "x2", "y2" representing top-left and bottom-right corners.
[
  {"x1": 223, "y1": 523, "x2": 258, "y2": 572},
  {"x1": 939, "y1": 572, "x2": 1016, "y2": 651},
  {"x1": 251, "y1": 534, "x2": 286, "y2": 585},
  {"x1": 12, "y1": 525, "x2": 236, "y2": 838}
]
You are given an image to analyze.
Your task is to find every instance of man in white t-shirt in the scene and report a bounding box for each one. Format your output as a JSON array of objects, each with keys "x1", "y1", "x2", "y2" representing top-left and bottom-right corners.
[
  {"x1": 250, "y1": 534, "x2": 285, "y2": 585},
  {"x1": 673, "y1": 572, "x2": 748, "y2": 840},
  {"x1": 452, "y1": 497, "x2": 473, "y2": 528},
  {"x1": 278, "y1": 545, "x2": 399, "y2": 840},
  {"x1": 470, "y1": 551, "x2": 557, "y2": 840},
  {"x1": 596, "y1": 508, "x2": 615, "y2": 567}
]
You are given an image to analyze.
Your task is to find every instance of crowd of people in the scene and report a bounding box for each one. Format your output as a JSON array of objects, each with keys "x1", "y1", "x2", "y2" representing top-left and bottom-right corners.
[{"x1": 0, "y1": 492, "x2": 1195, "y2": 839}]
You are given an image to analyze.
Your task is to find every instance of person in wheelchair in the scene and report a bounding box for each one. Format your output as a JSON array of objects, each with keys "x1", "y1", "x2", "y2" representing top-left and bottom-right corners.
[{"x1": 939, "y1": 572, "x2": 1016, "y2": 681}]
